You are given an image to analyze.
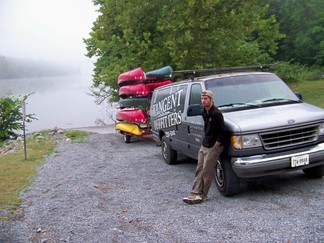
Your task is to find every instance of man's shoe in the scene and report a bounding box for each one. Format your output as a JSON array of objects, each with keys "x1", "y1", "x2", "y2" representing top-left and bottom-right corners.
[{"x1": 183, "y1": 194, "x2": 203, "y2": 204}]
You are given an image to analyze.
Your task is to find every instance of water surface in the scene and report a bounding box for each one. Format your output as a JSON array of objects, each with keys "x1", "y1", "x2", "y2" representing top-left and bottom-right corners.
[{"x1": 0, "y1": 63, "x2": 117, "y2": 132}]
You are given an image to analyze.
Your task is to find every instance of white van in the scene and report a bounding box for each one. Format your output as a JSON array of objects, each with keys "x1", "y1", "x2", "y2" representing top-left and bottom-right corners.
[{"x1": 150, "y1": 69, "x2": 324, "y2": 196}]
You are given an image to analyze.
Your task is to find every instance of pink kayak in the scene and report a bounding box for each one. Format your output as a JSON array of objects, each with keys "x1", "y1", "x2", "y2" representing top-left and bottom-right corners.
[
  {"x1": 146, "y1": 80, "x2": 173, "y2": 92},
  {"x1": 119, "y1": 82, "x2": 150, "y2": 98},
  {"x1": 116, "y1": 108, "x2": 148, "y2": 124},
  {"x1": 117, "y1": 67, "x2": 146, "y2": 86}
]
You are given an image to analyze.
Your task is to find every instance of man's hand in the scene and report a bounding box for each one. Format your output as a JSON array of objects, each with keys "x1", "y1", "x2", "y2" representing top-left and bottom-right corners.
[{"x1": 215, "y1": 141, "x2": 221, "y2": 149}]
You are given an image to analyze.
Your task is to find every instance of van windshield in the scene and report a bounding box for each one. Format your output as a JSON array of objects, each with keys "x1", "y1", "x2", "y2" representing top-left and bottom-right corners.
[{"x1": 205, "y1": 73, "x2": 300, "y2": 110}]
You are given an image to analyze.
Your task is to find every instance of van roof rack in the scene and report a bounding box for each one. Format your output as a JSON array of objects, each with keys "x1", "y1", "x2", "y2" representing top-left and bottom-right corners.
[{"x1": 172, "y1": 64, "x2": 276, "y2": 81}]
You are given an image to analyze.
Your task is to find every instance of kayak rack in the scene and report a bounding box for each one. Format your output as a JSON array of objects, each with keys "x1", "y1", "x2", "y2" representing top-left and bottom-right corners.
[
  {"x1": 171, "y1": 64, "x2": 276, "y2": 81},
  {"x1": 116, "y1": 66, "x2": 174, "y2": 143}
]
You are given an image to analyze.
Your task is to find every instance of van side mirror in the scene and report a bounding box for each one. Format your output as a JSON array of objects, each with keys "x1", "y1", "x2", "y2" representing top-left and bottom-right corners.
[
  {"x1": 187, "y1": 104, "x2": 203, "y2": 116},
  {"x1": 295, "y1": 92, "x2": 303, "y2": 101}
]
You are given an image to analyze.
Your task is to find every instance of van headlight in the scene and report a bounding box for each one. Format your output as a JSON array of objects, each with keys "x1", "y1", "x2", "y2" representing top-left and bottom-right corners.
[
  {"x1": 320, "y1": 123, "x2": 324, "y2": 135},
  {"x1": 231, "y1": 134, "x2": 262, "y2": 149}
]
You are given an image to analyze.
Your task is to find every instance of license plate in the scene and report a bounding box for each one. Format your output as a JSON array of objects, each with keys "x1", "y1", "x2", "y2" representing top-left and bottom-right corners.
[{"x1": 291, "y1": 154, "x2": 309, "y2": 167}]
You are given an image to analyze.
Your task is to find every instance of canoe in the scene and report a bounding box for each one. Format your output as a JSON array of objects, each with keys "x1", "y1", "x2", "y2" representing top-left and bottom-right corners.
[
  {"x1": 119, "y1": 82, "x2": 150, "y2": 98},
  {"x1": 116, "y1": 108, "x2": 148, "y2": 124},
  {"x1": 146, "y1": 66, "x2": 173, "y2": 80},
  {"x1": 119, "y1": 97, "x2": 150, "y2": 109},
  {"x1": 146, "y1": 80, "x2": 173, "y2": 92},
  {"x1": 115, "y1": 122, "x2": 142, "y2": 136},
  {"x1": 118, "y1": 67, "x2": 146, "y2": 86}
]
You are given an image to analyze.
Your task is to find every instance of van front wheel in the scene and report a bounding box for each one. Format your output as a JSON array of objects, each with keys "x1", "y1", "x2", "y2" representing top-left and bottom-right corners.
[
  {"x1": 161, "y1": 136, "x2": 177, "y2": 165},
  {"x1": 214, "y1": 157, "x2": 240, "y2": 196},
  {"x1": 302, "y1": 164, "x2": 324, "y2": 178}
]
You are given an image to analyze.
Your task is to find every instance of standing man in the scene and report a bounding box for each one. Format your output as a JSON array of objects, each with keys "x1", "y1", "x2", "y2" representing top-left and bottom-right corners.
[{"x1": 183, "y1": 90, "x2": 226, "y2": 204}]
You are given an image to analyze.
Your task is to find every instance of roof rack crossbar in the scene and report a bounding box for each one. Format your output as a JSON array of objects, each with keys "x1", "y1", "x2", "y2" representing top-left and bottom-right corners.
[{"x1": 172, "y1": 64, "x2": 276, "y2": 79}]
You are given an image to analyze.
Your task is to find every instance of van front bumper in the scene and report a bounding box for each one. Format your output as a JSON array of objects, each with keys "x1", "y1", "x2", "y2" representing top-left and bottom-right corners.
[{"x1": 232, "y1": 143, "x2": 324, "y2": 178}]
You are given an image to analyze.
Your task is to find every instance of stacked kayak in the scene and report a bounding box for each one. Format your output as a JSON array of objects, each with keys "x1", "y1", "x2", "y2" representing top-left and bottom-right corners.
[
  {"x1": 115, "y1": 66, "x2": 173, "y2": 142},
  {"x1": 119, "y1": 83, "x2": 150, "y2": 98},
  {"x1": 117, "y1": 67, "x2": 146, "y2": 86},
  {"x1": 146, "y1": 65, "x2": 173, "y2": 80},
  {"x1": 116, "y1": 108, "x2": 148, "y2": 124},
  {"x1": 146, "y1": 66, "x2": 173, "y2": 93},
  {"x1": 119, "y1": 97, "x2": 150, "y2": 109}
]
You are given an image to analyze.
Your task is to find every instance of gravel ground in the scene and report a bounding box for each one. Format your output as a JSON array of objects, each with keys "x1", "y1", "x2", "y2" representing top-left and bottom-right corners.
[{"x1": 0, "y1": 130, "x2": 323, "y2": 243}]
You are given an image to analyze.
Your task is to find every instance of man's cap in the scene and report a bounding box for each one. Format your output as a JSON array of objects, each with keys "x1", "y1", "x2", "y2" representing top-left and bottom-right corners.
[{"x1": 201, "y1": 90, "x2": 214, "y2": 99}]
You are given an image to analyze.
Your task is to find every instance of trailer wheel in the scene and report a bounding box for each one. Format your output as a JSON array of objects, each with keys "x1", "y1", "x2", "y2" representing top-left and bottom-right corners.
[
  {"x1": 123, "y1": 134, "x2": 131, "y2": 143},
  {"x1": 214, "y1": 156, "x2": 240, "y2": 196},
  {"x1": 161, "y1": 136, "x2": 177, "y2": 165}
]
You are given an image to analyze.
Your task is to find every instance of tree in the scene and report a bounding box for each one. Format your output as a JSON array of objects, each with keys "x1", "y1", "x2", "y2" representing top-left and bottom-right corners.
[
  {"x1": 265, "y1": 0, "x2": 324, "y2": 65},
  {"x1": 0, "y1": 94, "x2": 36, "y2": 141},
  {"x1": 157, "y1": 0, "x2": 283, "y2": 68},
  {"x1": 85, "y1": 0, "x2": 284, "y2": 102}
]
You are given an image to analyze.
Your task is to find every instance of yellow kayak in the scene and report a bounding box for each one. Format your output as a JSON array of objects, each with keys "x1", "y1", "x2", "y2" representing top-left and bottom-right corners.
[{"x1": 115, "y1": 122, "x2": 142, "y2": 136}]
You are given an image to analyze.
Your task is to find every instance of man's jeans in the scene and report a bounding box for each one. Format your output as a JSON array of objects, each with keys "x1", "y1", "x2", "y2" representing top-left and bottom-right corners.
[{"x1": 191, "y1": 144, "x2": 223, "y2": 197}]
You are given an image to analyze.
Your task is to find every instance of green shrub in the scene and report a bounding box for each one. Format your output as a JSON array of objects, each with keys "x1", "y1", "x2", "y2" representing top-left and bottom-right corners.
[
  {"x1": 274, "y1": 61, "x2": 307, "y2": 84},
  {"x1": 0, "y1": 94, "x2": 36, "y2": 141},
  {"x1": 303, "y1": 66, "x2": 324, "y2": 81}
]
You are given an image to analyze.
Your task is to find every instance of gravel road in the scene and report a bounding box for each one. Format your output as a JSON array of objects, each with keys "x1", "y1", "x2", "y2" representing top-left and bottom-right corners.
[{"x1": 1, "y1": 129, "x2": 323, "y2": 242}]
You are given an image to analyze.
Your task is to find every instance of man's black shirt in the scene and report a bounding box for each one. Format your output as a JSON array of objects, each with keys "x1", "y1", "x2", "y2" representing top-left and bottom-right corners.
[{"x1": 202, "y1": 105, "x2": 226, "y2": 148}]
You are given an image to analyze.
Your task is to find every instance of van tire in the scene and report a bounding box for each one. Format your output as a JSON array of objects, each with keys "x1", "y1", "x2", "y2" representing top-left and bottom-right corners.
[
  {"x1": 161, "y1": 136, "x2": 177, "y2": 165},
  {"x1": 214, "y1": 157, "x2": 240, "y2": 196},
  {"x1": 302, "y1": 165, "x2": 324, "y2": 178}
]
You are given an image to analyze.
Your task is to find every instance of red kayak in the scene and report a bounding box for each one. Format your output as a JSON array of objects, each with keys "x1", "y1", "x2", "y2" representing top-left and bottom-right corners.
[
  {"x1": 146, "y1": 80, "x2": 173, "y2": 92},
  {"x1": 117, "y1": 67, "x2": 146, "y2": 86},
  {"x1": 116, "y1": 108, "x2": 148, "y2": 124},
  {"x1": 119, "y1": 82, "x2": 150, "y2": 98}
]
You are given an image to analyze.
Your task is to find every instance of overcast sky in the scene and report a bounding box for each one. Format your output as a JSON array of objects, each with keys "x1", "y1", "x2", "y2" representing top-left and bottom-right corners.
[{"x1": 0, "y1": 0, "x2": 98, "y2": 62}]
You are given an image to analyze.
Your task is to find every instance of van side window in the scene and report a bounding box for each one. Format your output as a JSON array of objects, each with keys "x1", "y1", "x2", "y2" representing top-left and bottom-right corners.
[
  {"x1": 189, "y1": 84, "x2": 202, "y2": 105},
  {"x1": 178, "y1": 85, "x2": 188, "y2": 111},
  {"x1": 171, "y1": 85, "x2": 179, "y2": 93},
  {"x1": 152, "y1": 87, "x2": 171, "y2": 104}
]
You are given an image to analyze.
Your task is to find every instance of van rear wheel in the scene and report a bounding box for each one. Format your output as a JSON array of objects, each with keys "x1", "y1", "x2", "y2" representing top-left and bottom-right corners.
[
  {"x1": 161, "y1": 136, "x2": 177, "y2": 165},
  {"x1": 214, "y1": 157, "x2": 240, "y2": 196}
]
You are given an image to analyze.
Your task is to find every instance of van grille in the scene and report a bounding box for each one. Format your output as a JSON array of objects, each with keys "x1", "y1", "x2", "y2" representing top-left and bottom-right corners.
[{"x1": 260, "y1": 125, "x2": 319, "y2": 150}]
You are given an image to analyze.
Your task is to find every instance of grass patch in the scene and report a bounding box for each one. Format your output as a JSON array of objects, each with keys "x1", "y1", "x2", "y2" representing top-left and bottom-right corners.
[
  {"x1": 289, "y1": 79, "x2": 324, "y2": 108},
  {"x1": 0, "y1": 129, "x2": 90, "y2": 219},
  {"x1": 0, "y1": 136, "x2": 56, "y2": 214},
  {"x1": 64, "y1": 130, "x2": 90, "y2": 143}
]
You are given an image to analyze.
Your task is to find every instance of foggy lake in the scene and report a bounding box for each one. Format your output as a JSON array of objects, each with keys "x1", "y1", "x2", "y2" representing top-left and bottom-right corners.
[{"x1": 0, "y1": 62, "x2": 117, "y2": 133}]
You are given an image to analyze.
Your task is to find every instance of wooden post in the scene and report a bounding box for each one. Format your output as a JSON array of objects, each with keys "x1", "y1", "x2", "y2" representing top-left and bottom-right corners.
[{"x1": 22, "y1": 102, "x2": 27, "y2": 160}]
